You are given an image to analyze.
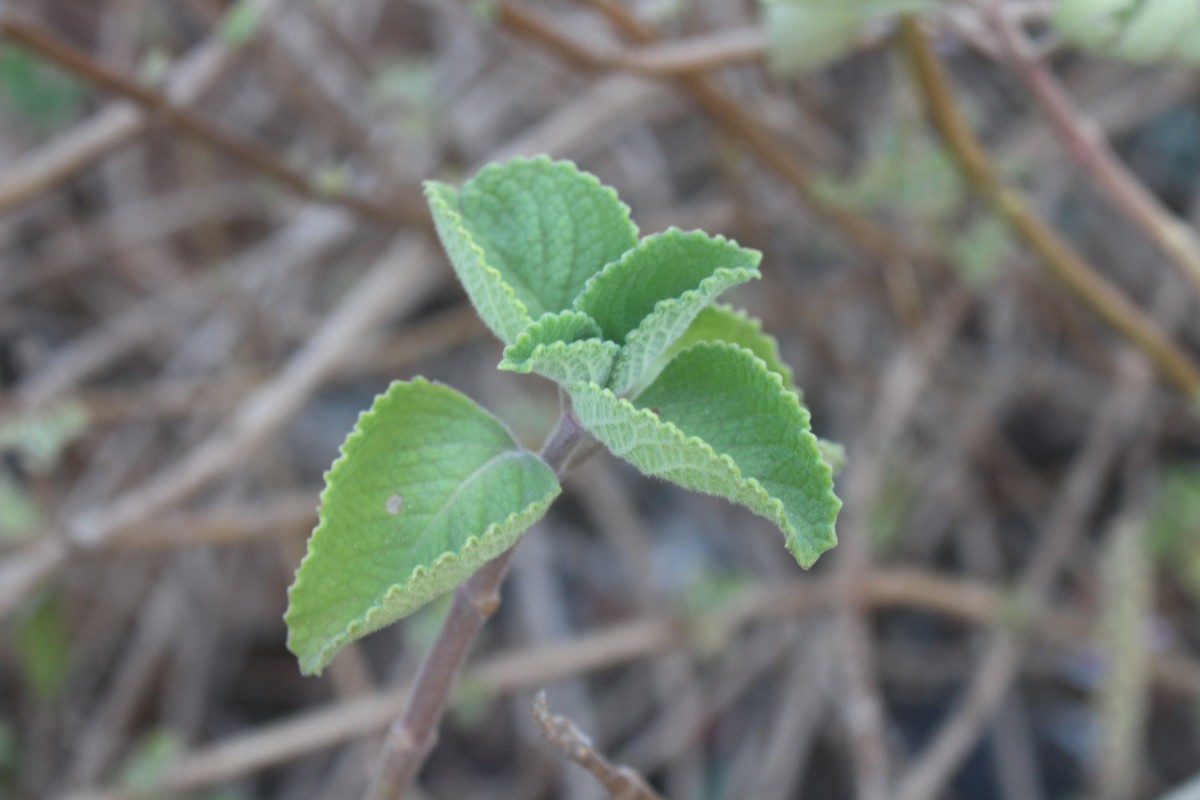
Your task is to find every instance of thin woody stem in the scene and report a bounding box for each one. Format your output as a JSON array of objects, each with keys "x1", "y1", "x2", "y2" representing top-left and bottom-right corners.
[
  {"x1": 0, "y1": 15, "x2": 424, "y2": 227},
  {"x1": 364, "y1": 407, "x2": 588, "y2": 800},
  {"x1": 898, "y1": 15, "x2": 1200, "y2": 398},
  {"x1": 982, "y1": 3, "x2": 1200, "y2": 298}
]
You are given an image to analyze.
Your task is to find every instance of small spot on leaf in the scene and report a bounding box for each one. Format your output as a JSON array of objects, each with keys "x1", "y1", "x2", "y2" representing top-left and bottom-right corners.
[{"x1": 386, "y1": 494, "x2": 404, "y2": 515}]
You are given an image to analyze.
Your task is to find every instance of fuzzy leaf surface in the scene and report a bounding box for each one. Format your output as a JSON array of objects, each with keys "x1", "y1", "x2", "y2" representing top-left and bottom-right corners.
[
  {"x1": 426, "y1": 157, "x2": 638, "y2": 343},
  {"x1": 499, "y1": 311, "x2": 619, "y2": 386},
  {"x1": 569, "y1": 343, "x2": 839, "y2": 567},
  {"x1": 285, "y1": 379, "x2": 560, "y2": 675},
  {"x1": 575, "y1": 229, "x2": 761, "y2": 394},
  {"x1": 663, "y1": 304, "x2": 795, "y2": 390},
  {"x1": 426, "y1": 181, "x2": 532, "y2": 343}
]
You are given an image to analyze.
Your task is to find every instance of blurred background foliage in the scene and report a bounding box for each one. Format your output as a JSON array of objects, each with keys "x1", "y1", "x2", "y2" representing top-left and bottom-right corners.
[{"x1": 1, "y1": 1, "x2": 1200, "y2": 799}]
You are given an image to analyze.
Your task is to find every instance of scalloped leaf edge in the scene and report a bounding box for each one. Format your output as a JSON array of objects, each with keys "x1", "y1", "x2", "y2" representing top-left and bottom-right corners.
[
  {"x1": 573, "y1": 229, "x2": 761, "y2": 341},
  {"x1": 501, "y1": 310, "x2": 602, "y2": 360},
  {"x1": 425, "y1": 181, "x2": 534, "y2": 344},
  {"x1": 666, "y1": 303, "x2": 796, "y2": 390},
  {"x1": 499, "y1": 310, "x2": 619, "y2": 386},
  {"x1": 288, "y1": 485, "x2": 556, "y2": 675},
  {"x1": 612, "y1": 265, "x2": 761, "y2": 395},
  {"x1": 284, "y1": 378, "x2": 560, "y2": 675},
  {"x1": 568, "y1": 343, "x2": 837, "y2": 567},
  {"x1": 500, "y1": 338, "x2": 621, "y2": 387}
]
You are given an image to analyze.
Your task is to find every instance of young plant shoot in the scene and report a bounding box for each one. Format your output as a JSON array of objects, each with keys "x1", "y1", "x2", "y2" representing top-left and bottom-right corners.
[{"x1": 285, "y1": 156, "x2": 842, "y2": 676}]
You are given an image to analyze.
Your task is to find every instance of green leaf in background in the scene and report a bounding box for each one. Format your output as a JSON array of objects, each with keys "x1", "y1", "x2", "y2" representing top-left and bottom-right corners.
[
  {"x1": 0, "y1": 477, "x2": 41, "y2": 540},
  {"x1": 575, "y1": 229, "x2": 761, "y2": 394},
  {"x1": 761, "y1": 0, "x2": 931, "y2": 75},
  {"x1": 285, "y1": 379, "x2": 560, "y2": 675},
  {"x1": 499, "y1": 311, "x2": 620, "y2": 386},
  {"x1": 0, "y1": 45, "x2": 84, "y2": 130},
  {"x1": 118, "y1": 729, "x2": 184, "y2": 796},
  {"x1": 0, "y1": 719, "x2": 16, "y2": 778},
  {"x1": 425, "y1": 157, "x2": 638, "y2": 343},
  {"x1": 763, "y1": 2, "x2": 863, "y2": 75},
  {"x1": 218, "y1": 0, "x2": 263, "y2": 45},
  {"x1": 1054, "y1": 0, "x2": 1200, "y2": 64},
  {"x1": 570, "y1": 343, "x2": 839, "y2": 567},
  {"x1": 0, "y1": 400, "x2": 90, "y2": 473},
  {"x1": 1149, "y1": 467, "x2": 1200, "y2": 597},
  {"x1": 663, "y1": 303, "x2": 795, "y2": 390},
  {"x1": 13, "y1": 591, "x2": 71, "y2": 701}
]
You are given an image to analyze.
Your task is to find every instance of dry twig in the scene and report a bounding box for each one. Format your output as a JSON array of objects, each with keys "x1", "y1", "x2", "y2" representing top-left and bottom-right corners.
[
  {"x1": 58, "y1": 560, "x2": 1200, "y2": 800},
  {"x1": 532, "y1": 691, "x2": 664, "y2": 800},
  {"x1": 984, "y1": 4, "x2": 1200, "y2": 299},
  {"x1": 0, "y1": 15, "x2": 425, "y2": 227},
  {"x1": 899, "y1": 15, "x2": 1200, "y2": 397}
]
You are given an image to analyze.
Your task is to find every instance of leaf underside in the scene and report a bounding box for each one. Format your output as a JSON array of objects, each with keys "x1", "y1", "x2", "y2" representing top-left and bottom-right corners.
[
  {"x1": 499, "y1": 311, "x2": 620, "y2": 387},
  {"x1": 285, "y1": 379, "x2": 560, "y2": 675},
  {"x1": 569, "y1": 342, "x2": 839, "y2": 567},
  {"x1": 575, "y1": 229, "x2": 762, "y2": 394},
  {"x1": 661, "y1": 303, "x2": 796, "y2": 395}
]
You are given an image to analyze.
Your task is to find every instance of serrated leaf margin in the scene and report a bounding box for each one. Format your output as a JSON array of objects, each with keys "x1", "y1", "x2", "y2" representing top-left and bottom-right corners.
[
  {"x1": 611, "y1": 266, "x2": 761, "y2": 395},
  {"x1": 284, "y1": 379, "x2": 560, "y2": 675},
  {"x1": 499, "y1": 310, "x2": 620, "y2": 386},
  {"x1": 425, "y1": 181, "x2": 534, "y2": 344},
  {"x1": 663, "y1": 303, "x2": 796, "y2": 390},
  {"x1": 568, "y1": 343, "x2": 838, "y2": 567}
]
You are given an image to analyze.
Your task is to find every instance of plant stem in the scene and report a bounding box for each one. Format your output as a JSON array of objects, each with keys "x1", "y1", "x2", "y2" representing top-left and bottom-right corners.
[
  {"x1": 982, "y1": 3, "x2": 1200, "y2": 298},
  {"x1": 898, "y1": 15, "x2": 1200, "y2": 398},
  {"x1": 0, "y1": 15, "x2": 425, "y2": 227},
  {"x1": 494, "y1": 0, "x2": 916, "y2": 268},
  {"x1": 363, "y1": 407, "x2": 588, "y2": 800}
]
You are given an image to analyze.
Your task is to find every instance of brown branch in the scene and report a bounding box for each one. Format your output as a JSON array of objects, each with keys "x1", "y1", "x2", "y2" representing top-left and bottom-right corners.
[
  {"x1": 0, "y1": 240, "x2": 441, "y2": 620},
  {"x1": 898, "y1": 16, "x2": 1200, "y2": 398},
  {"x1": 895, "y1": 351, "x2": 1154, "y2": 800},
  {"x1": 532, "y1": 692, "x2": 664, "y2": 800},
  {"x1": 983, "y1": 3, "x2": 1200, "y2": 299},
  {"x1": 61, "y1": 563, "x2": 1200, "y2": 800},
  {"x1": 829, "y1": 290, "x2": 972, "y2": 800},
  {"x1": 608, "y1": 27, "x2": 765, "y2": 76},
  {"x1": 0, "y1": 16, "x2": 425, "y2": 227},
  {"x1": 493, "y1": 1, "x2": 917, "y2": 268},
  {"x1": 363, "y1": 408, "x2": 592, "y2": 800},
  {"x1": 0, "y1": 2, "x2": 250, "y2": 215}
]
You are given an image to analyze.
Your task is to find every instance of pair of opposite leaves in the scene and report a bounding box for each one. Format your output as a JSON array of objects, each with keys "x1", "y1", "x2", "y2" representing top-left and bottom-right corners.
[{"x1": 285, "y1": 157, "x2": 840, "y2": 676}]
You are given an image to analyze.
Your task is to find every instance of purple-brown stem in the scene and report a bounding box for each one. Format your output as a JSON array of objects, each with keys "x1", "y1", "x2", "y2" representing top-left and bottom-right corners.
[{"x1": 363, "y1": 407, "x2": 587, "y2": 800}]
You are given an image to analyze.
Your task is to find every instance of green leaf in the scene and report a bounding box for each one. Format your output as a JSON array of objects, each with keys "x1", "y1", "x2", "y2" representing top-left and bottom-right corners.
[
  {"x1": 0, "y1": 400, "x2": 90, "y2": 473},
  {"x1": 575, "y1": 229, "x2": 761, "y2": 394},
  {"x1": 663, "y1": 304, "x2": 795, "y2": 390},
  {"x1": 285, "y1": 379, "x2": 560, "y2": 675},
  {"x1": 13, "y1": 591, "x2": 70, "y2": 701},
  {"x1": 763, "y1": 3, "x2": 864, "y2": 75},
  {"x1": 1054, "y1": 0, "x2": 1200, "y2": 64},
  {"x1": 0, "y1": 477, "x2": 41, "y2": 540},
  {"x1": 761, "y1": 0, "x2": 932, "y2": 75},
  {"x1": 0, "y1": 45, "x2": 84, "y2": 130},
  {"x1": 569, "y1": 343, "x2": 839, "y2": 567},
  {"x1": 119, "y1": 729, "x2": 184, "y2": 795},
  {"x1": 218, "y1": 0, "x2": 263, "y2": 45},
  {"x1": 499, "y1": 311, "x2": 620, "y2": 386},
  {"x1": 426, "y1": 181, "x2": 534, "y2": 344},
  {"x1": 425, "y1": 157, "x2": 638, "y2": 343},
  {"x1": 1149, "y1": 467, "x2": 1200, "y2": 598}
]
